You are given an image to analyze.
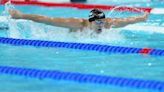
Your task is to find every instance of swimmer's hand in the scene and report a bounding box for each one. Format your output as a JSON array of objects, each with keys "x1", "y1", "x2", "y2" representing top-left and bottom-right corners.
[
  {"x1": 8, "y1": 9, "x2": 23, "y2": 19},
  {"x1": 143, "y1": 12, "x2": 149, "y2": 21}
]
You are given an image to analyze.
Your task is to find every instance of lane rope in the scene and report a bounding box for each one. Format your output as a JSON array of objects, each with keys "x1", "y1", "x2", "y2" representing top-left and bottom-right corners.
[
  {"x1": 0, "y1": 0, "x2": 152, "y2": 13},
  {"x1": 0, "y1": 37, "x2": 164, "y2": 56},
  {"x1": 1, "y1": 0, "x2": 164, "y2": 14},
  {"x1": 0, "y1": 66, "x2": 164, "y2": 91}
]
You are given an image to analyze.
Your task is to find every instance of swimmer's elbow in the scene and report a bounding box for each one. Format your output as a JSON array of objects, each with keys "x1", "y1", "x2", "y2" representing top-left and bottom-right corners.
[{"x1": 112, "y1": 21, "x2": 129, "y2": 28}]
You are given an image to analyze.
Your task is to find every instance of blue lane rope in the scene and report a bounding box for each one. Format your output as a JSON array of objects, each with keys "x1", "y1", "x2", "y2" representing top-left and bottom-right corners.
[
  {"x1": 0, "y1": 66, "x2": 164, "y2": 91},
  {"x1": 0, "y1": 37, "x2": 164, "y2": 56}
]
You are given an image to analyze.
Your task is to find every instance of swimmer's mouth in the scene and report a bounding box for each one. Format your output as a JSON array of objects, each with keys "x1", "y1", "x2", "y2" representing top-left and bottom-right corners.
[{"x1": 96, "y1": 29, "x2": 102, "y2": 33}]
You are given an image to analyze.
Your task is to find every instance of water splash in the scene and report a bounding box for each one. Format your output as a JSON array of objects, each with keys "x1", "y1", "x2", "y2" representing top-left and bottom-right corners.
[
  {"x1": 1, "y1": 0, "x2": 21, "y2": 38},
  {"x1": 107, "y1": 5, "x2": 144, "y2": 18},
  {"x1": 1, "y1": 4, "x2": 160, "y2": 44},
  {"x1": 23, "y1": 22, "x2": 125, "y2": 44}
]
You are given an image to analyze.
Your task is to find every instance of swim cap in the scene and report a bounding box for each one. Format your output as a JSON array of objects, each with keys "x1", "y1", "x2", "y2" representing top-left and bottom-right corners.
[{"x1": 88, "y1": 8, "x2": 106, "y2": 22}]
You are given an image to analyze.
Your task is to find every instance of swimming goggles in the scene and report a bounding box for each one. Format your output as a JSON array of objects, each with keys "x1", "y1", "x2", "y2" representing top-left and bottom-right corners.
[{"x1": 94, "y1": 20, "x2": 104, "y2": 25}]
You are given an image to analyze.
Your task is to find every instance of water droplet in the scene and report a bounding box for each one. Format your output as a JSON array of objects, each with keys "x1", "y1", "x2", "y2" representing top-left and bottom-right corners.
[
  {"x1": 148, "y1": 63, "x2": 152, "y2": 66},
  {"x1": 100, "y1": 70, "x2": 104, "y2": 73},
  {"x1": 56, "y1": 52, "x2": 59, "y2": 54}
]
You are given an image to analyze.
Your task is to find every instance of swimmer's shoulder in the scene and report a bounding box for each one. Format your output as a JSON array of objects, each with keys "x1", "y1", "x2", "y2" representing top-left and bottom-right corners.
[
  {"x1": 105, "y1": 18, "x2": 113, "y2": 23},
  {"x1": 104, "y1": 18, "x2": 114, "y2": 28},
  {"x1": 69, "y1": 18, "x2": 88, "y2": 25},
  {"x1": 66, "y1": 18, "x2": 89, "y2": 29},
  {"x1": 81, "y1": 19, "x2": 90, "y2": 28}
]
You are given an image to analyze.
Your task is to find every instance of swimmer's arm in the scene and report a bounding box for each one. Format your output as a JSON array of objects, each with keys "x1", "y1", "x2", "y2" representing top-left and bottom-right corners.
[
  {"x1": 23, "y1": 14, "x2": 83, "y2": 29},
  {"x1": 9, "y1": 10, "x2": 83, "y2": 29},
  {"x1": 108, "y1": 12, "x2": 149, "y2": 28}
]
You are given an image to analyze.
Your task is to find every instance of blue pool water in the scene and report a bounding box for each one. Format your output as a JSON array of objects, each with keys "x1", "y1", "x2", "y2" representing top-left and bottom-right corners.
[
  {"x1": 88, "y1": 0, "x2": 164, "y2": 8},
  {"x1": 0, "y1": 1, "x2": 164, "y2": 92}
]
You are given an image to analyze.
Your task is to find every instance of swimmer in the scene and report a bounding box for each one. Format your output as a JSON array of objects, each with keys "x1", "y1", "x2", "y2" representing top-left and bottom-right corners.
[{"x1": 9, "y1": 8, "x2": 149, "y2": 33}]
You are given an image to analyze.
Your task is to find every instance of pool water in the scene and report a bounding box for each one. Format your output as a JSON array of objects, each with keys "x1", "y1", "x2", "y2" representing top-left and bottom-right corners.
[
  {"x1": 0, "y1": 1, "x2": 164, "y2": 92},
  {"x1": 87, "y1": 0, "x2": 164, "y2": 8}
]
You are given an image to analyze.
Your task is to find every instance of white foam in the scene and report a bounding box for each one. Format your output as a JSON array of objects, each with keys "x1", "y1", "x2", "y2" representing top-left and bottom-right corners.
[
  {"x1": 122, "y1": 25, "x2": 164, "y2": 33},
  {"x1": 0, "y1": 16, "x2": 7, "y2": 22},
  {"x1": 29, "y1": 25, "x2": 125, "y2": 43},
  {"x1": 0, "y1": 16, "x2": 27, "y2": 22},
  {"x1": 151, "y1": 8, "x2": 164, "y2": 14},
  {"x1": 7, "y1": 19, "x2": 21, "y2": 38}
]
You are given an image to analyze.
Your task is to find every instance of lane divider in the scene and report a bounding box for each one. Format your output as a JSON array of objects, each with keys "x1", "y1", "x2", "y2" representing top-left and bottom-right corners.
[
  {"x1": 0, "y1": 37, "x2": 164, "y2": 56},
  {"x1": 0, "y1": 66, "x2": 164, "y2": 91},
  {"x1": 139, "y1": 48, "x2": 152, "y2": 55},
  {"x1": 1, "y1": 0, "x2": 164, "y2": 14},
  {"x1": 0, "y1": 0, "x2": 152, "y2": 13}
]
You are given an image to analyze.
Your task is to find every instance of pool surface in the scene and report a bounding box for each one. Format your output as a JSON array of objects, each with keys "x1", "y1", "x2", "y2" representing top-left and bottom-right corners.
[{"x1": 0, "y1": 0, "x2": 164, "y2": 92}]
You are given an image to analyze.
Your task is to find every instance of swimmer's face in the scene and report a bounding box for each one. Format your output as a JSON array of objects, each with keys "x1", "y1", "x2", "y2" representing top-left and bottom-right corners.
[{"x1": 91, "y1": 19, "x2": 105, "y2": 32}]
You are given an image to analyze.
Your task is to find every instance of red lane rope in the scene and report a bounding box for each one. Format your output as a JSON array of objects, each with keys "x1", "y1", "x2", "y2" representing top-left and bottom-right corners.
[
  {"x1": 0, "y1": 0, "x2": 8, "y2": 4},
  {"x1": 0, "y1": 0, "x2": 152, "y2": 13}
]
